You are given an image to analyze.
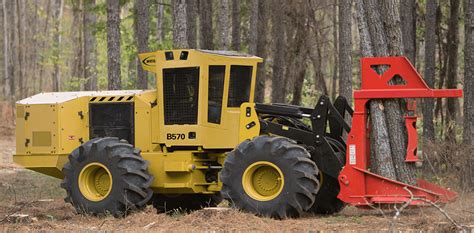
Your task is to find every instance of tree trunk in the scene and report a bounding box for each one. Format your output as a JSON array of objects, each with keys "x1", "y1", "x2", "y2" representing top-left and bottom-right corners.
[
  {"x1": 271, "y1": 0, "x2": 285, "y2": 103},
  {"x1": 307, "y1": 1, "x2": 328, "y2": 96},
  {"x1": 445, "y1": 0, "x2": 460, "y2": 142},
  {"x1": 217, "y1": 0, "x2": 229, "y2": 49},
  {"x1": 435, "y1": 4, "x2": 447, "y2": 130},
  {"x1": 0, "y1": 0, "x2": 3, "y2": 96},
  {"x1": 135, "y1": 0, "x2": 150, "y2": 89},
  {"x1": 422, "y1": 0, "x2": 437, "y2": 142},
  {"x1": 248, "y1": 0, "x2": 258, "y2": 55},
  {"x1": 52, "y1": 0, "x2": 64, "y2": 92},
  {"x1": 71, "y1": 1, "x2": 83, "y2": 86},
  {"x1": 2, "y1": 0, "x2": 11, "y2": 99},
  {"x1": 380, "y1": 0, "x2": 417, "y2": 185},
  {"x1": 400, "y1": 0, "x2": 416, "y2": 65},
  {"x1": 10, "y1": 0, "x2": 16, "y2": 96},
  {"x1": 290, "y1": 26, "x2": 308, "y2": 106},
  {"x1": 338, "y1": 0, "x2": 352, "y2": 105},
  {"x1": 83, "y1": 0, "x2": 97, "y2": 91},
  {"x1": 289, "y1": 8, "x2": 307, "y2": 106},
  {"x1": 462, "y1": 0, "x2": 474, "y2": 189},
  {"x1": 186, "y1": 0, "x2": 197, "y2": 48},
  {"x1": 284, "y1": 15, "x2": 297, "y2": 99},
  {"x1": 28, "y1": 0, "x2": 39, "y2": 95},
  {"x1": 355, "y1": 0, "x2": 397, "y2": 181},
  {"x1": 107, "y1": 0, "x2": 122, "y2": 90},
  {"x1": 156, "y1": 0, "x2": 164, "y2": 43},
  {"x1": 231, "y1": 0, "x2": 240, "y2": 51},
  {"x1": 310, "y1": 40, "x2": 328, "y2": 95},
  {"x1": 38, "y1": 0, "x2": 51, "y2": 92},
  {"x1": 255, "y1": 0, "x2": 268, "y2": 103},
  {"x1": 11, "y1": 0, "x2": 18, "y2": 97},
  {"x1": 172, "y1": 0, "x2": 187, "y2": 48},
  {"x1": 16, "y1": 0, "x2": 25, "y2": 98},
  {"x1": 331, "y1": 0, "x2": 338, "y2": 101},
  {"x1": 463, "y1": 0, "x2": 474, "y2": 142},
  {"x1": 291, "y1": 59, "x2": 307, "y2": 105},
  {"x1": 199, "y1": 0, "x2": 213, "y2": 49}
]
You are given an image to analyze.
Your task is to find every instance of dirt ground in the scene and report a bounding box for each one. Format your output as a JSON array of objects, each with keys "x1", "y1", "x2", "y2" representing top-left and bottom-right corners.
[{"x1": 1, "y1": 135, "x2": 473, "y2": 232}]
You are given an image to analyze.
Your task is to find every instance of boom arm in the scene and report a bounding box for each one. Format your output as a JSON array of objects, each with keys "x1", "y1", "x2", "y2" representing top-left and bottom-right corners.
[{"x1": 256, "y1": 95, "x2": 353, "y2": 179}]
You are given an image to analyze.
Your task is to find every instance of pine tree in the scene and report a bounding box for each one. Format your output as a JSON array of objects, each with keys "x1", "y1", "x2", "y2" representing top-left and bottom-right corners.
[{"x1": 106, "y1": 0, "x2": 122, "y2": 90}]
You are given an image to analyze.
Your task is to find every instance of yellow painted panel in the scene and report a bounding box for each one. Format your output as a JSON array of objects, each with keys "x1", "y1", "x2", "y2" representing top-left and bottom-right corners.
[
  {"x1": 164, "y1": 161, "x2": 189, "y2": 172},
  {"x1": 15, "y1": 104, "x2": 26, "y2": 155},
  {"x1": 138, "y1": 52, "x2": 157, "y2": 73},
  {"x1": 239, "y1": 103, "x2": 260, "y2": 142},
  {"x1": 151, "y1": 104, "x2": 160, "y2": 144},
  {"x1": 16, "y1": 105, "x2": 24, "y2": 118},
  {"x1": 142, "y1": 151, "x2": 223, "y2": 194},
  {"x1": 134, "y1": 91, "x2": 156, "y2": 152},
  {"x1": 32, "y1": 131, "x2": 52, "y2": 147},
  {"x1": 24, "y1": 104, "x2": 59, "y2": 154},
  {"x1": 58, "y1": 97, "x2": 89, "y2": 154},
  {"x1": 164, "y1": 183, "x2": 188, "y2": 188},
  {"x1": 13, "y1": 154, "x2": 68, "y2": 179}
]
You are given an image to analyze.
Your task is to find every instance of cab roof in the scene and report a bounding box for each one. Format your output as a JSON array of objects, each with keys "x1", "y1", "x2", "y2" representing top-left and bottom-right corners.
[
  {"x1": 17, "y1": 90, "x2": 145, "y2": 105},
  {"x1": 138, "y1": 49, "x2": 262, "y2": 73},
  {"x1": 197, "y1": 50, "x2": 257, "y2": 57}
]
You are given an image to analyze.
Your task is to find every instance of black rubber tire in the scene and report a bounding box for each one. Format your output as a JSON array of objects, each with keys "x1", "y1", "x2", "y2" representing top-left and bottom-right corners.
[
  {"x1": 220, "y1": 135, "x2": 319, "y2": 219},
  {"x1": 308, "y1": 138, "x2": 346, "y2": 214},
  {"x1": 325, "y1": 137, "x2": 346, "y2": 166},
  {"x1": 308, "y1": 173, "x2": 345, "y2": 214},
  {"x1": 61, "y1": 137, "x2": 154, "y2": 217},
  {"x1": 151, "y1": 194, "x2": 222, "y2": 213}
]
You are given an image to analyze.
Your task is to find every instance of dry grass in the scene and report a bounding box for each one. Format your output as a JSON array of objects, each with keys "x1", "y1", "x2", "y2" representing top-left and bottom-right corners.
[
  {"x1": 421, "y1": 140, "x2": 473, "y2": 191},
  {"x1": 0, "y1": 135, "x2": 473, "y2": 232},
  {"x1": 1, "y1": 194, "x2": 473, "y2": 232}
]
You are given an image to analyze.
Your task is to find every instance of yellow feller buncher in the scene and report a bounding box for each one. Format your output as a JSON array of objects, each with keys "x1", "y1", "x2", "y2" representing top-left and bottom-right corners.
[{"x1": 14, "y1": 50, "x2": 461, "y2": 219}]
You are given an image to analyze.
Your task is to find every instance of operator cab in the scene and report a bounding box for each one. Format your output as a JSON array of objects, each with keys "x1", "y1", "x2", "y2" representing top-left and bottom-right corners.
[{"x1": 139, "y1": 49, "x2": 262, "y2": 149}]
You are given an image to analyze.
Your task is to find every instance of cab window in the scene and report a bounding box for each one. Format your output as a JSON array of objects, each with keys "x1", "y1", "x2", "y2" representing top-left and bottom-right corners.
[
  {"x1": 163, "y1": 67, "x2": 200, "y2": 125},
  {"x1": 228, "y1": 65, "x2": 253, "y2": 107},
  {"x1": 208, "y1": 66, "x2": 225, "y2": 124}
]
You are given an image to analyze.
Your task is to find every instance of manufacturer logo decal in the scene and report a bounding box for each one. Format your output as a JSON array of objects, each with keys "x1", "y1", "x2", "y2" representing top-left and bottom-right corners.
[{"x1": 142, "y1": 56, "x2": 156, "y2": 66}]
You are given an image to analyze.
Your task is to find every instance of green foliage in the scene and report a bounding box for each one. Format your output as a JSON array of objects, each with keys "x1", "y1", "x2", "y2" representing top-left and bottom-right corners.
[{"x1": 25, "y1": 0, "x2": 175, "y2": 92}]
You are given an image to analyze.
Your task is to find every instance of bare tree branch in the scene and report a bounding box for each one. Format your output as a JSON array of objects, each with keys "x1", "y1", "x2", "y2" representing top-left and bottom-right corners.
[{"x1": 397, "y1": 187, "x2": 469, "y2": 232}]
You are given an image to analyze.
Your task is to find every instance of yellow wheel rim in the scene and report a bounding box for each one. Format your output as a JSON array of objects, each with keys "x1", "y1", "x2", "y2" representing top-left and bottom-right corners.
[
  {"x1": 318, "y1": 172, "x2": 324, "y2": 187},
  {"x1": 242, "y1": 161, "x2": 284, "y2": 201},
  {"x1": 78, "y1": 162, "x2": 113, "y2": 202}
]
